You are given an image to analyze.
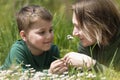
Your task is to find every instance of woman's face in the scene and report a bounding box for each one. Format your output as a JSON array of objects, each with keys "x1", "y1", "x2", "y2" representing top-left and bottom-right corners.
[{"x1": 72, "y1": 12, "x2": 96, "y2": 47}]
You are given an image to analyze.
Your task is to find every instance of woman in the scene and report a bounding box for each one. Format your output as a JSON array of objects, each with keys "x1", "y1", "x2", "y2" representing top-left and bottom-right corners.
[{"x1": 63, "y1": 0, "x2": 120, "y2": 72}]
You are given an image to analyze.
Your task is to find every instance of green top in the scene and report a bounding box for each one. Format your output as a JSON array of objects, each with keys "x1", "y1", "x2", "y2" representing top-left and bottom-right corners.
[
  {"x1": 0, "y1": 39, "x2": 60, "y2": 71},
  {"x1": 78, "y1": 33, "x2": 120, "y2": 72}
]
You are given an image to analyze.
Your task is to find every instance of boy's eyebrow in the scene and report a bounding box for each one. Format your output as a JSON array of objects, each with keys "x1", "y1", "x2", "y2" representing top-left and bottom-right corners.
[
  {"x1": 50, "y1": 25, "x2": 53, "y2": 29},
  {"x1": 51, "y1": 25, "x2": 53, "y2": 28},
  {"x1": 37, "y1": 25, "x2": 53, "y2": 30}
]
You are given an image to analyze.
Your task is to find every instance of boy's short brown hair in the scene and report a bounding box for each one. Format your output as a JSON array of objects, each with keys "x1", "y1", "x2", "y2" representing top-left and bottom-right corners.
[{"x1": 16, "y1": 5, "x2": 53, "y2": 32}]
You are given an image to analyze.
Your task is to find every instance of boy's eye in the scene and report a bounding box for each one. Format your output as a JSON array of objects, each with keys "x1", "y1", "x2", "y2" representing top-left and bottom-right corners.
[
  {"x1": 38, "y1": 31, "x2": 45, "y2": 35},
  {"x1": 49, "y1": 28, "x2": 53, "y2": 33}
]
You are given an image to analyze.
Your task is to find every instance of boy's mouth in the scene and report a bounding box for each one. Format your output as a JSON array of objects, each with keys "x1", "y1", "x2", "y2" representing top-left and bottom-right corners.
[{"x1": 44, "y1": 41, "x2": 52, "y2": 45}]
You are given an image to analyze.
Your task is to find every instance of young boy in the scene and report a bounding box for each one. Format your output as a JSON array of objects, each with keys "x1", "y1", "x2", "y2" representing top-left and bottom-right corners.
[{"x1": 0, "y1": 5, "x2": 60, "y2": 71}]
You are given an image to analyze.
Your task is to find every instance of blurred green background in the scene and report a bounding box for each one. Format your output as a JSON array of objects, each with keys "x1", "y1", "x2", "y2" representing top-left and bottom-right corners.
[
  {"x1": 0, "y1": 0, "x2": 78, "y2": 65},
  {"x1": 0, "y1": 0, "x2": 120, "y2": 66}
]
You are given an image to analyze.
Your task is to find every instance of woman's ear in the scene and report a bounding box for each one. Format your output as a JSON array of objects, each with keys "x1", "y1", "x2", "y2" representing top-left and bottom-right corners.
[{"x1": 20, "y1": 30, "x2": 27, "y2": 41}]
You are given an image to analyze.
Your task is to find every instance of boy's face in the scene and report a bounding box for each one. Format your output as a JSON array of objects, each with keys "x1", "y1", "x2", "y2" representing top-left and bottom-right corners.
[{"x1": 23, "y1": 19, "x2": 53, "y2": 55}]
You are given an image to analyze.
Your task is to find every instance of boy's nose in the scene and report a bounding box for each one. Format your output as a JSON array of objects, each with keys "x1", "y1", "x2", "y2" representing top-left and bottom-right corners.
[{"x1": 46, "y1": 33, "x2": 53, "y2": 39}]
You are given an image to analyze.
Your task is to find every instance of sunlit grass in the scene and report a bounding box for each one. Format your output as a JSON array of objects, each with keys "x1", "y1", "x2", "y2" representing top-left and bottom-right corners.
[{"x1": 0, "y1": 0, "x2": 120, "y2": 79}]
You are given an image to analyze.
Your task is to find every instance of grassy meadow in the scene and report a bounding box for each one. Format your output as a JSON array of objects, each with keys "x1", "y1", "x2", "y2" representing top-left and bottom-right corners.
[
  {"x1": 0, "y1": 0, "x2": 120, "y2": 80},
  {"x1": 0, "y1": 0, "x2": 77, "y2": 65}
]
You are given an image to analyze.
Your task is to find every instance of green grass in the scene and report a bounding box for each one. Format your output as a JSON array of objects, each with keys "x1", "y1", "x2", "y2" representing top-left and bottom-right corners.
[
  {"x1": 0, "y1": 0, "x2": 75, "y2": 65},
  {"x1": 0, "y1": 0, "x2": 120, "y2": 79},
  {"x1": 0, "y1": 20, "x2": 20, "y2": 65}
]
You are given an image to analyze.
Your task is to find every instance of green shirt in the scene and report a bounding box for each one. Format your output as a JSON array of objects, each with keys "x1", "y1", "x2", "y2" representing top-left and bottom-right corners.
[
  {"x1": 78, "y1": 34, "x2": 120, "y2": 72},
  {"x1": 0, "y1": 39, "x2": 60, "y2": 71}
]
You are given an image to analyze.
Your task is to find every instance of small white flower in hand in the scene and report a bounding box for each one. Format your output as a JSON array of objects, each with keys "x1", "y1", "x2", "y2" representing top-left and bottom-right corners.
[{"x1": 67, "y1": 35, "x2": 74, "y2": 40}]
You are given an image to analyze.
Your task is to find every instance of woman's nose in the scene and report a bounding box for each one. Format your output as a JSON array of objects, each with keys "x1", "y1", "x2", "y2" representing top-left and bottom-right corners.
[{"x1": 72, "y1": 27, "x2": 80, "y2": 36}]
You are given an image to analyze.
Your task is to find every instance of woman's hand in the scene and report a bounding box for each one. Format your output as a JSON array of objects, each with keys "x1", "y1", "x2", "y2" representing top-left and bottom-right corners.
[
  {"x1": 63, "y1": 52, "x2": 96, "y2": 68},
  {"x1": 49, "y1": 59, "x2": 68, "y2": 74}
]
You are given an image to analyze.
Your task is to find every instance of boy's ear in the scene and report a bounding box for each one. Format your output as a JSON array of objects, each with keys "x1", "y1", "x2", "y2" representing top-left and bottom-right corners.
[{"x1": 20, "y1": 30, "x2": 27, "y2": 41}]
